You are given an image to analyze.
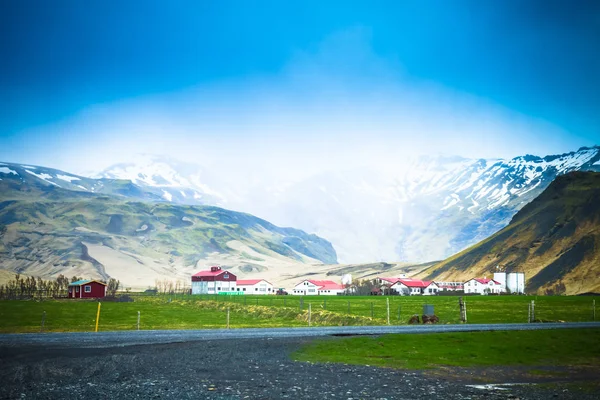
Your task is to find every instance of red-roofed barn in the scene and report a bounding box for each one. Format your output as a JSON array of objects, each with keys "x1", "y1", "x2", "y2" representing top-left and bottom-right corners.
[{"x1": 191, "y1": 266, "x2": 237, "y2": 295}]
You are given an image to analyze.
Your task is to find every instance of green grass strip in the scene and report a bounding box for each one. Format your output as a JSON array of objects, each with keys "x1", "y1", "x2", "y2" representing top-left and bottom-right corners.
[{"x1": 292, "y1": 329, "x2": 600, "y2": 370}]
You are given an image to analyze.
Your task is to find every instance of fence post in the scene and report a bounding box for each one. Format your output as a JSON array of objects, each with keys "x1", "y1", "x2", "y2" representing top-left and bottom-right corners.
[
  {"x1": 308, "y1": 303, "x2": 312, "y2": 327},
  {"x1": 95, "y1": 303, "x2": 101, "y2": 332},
  {"x1": 137, "y1": 311, "x2": 140, "y2": 331},
  {"x1": 386, "y1": 298, "x2": 390, "y2": 325},
  {"x1": 227, "y1": 307, "x2": 230, "y2": 329},
  {"x1": 459, "y1": 297, "x2": 467, "y2": 323},
  {"x1": 370, "y1": 302, "x2": 374, "y2": 318},
  {"x1": 40, "y1": 311, "x2": 46, "y2": 333},
  {"x1": 528, "y1": 302, "x2": 531, "y2": 323},
  {"x1": 531, "y1": 300, "x2": 535, "y2": 322}
]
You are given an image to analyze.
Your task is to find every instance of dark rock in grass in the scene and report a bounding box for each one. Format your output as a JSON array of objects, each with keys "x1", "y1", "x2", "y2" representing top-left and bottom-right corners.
[
  {"x1": 422, "y1": 314, "x2": 440, "y2": 324},
  {"x1": 408, "y1": 314, "x2": 420, "y2": 324}
]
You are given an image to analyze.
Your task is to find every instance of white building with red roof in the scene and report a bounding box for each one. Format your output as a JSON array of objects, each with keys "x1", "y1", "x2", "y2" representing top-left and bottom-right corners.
[
  {"x1": 377, "y1": 277, "x2": 402, "y2": 286},
  {"x1": 292, "y1": 279, "x2": 345, "y2": 296},
  {"x1": 435, "y1": 281, "x2": 464, "y2": 291},
  {"x1": 236, "y1": 279, "x2": 274, "y2": 294},
  {"x1": 464, "y1": 278, "x2": 503, "y2": 295},
  {"x1": 391, "y1": 278, "x2": 439, "y2": 296},
  {"x1": 191, "y1": 266, "x2": 237, "y2": 295}
]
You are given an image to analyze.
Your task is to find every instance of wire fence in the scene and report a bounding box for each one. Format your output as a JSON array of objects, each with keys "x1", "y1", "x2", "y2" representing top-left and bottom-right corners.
[{"x1": 2, "y1": 293, "x2": 597, "y2": 333}]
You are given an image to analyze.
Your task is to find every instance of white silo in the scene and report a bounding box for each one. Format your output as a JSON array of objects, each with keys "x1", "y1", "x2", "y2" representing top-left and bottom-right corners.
[
  {"x1": 493, "y1": 272, "x2": 507, "y2": 292},
  {"x1": 506, "y1": 273, "x2": 525, "y2": 294}
]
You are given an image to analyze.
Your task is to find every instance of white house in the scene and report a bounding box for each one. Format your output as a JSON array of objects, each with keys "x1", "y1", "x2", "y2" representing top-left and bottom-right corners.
[
  {"x1": 292, "y1": 280, "x2": 345, "y2": 296},
  {"x1": 464, "y1": 278, "x2": 503, "y2": 294},
  {"x1": 236, "y1": 279, "x2": 274, "y2": 294},
  {"x1": 390, "y1": 279, "x2": 439, "y2": 296},
  {"x1": 423, "y1": 281, "x2": 440, "y2": 295}
]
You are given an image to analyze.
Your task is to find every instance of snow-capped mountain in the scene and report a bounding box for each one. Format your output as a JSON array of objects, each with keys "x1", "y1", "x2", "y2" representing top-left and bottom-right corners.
[
  {"x1": 0, "y1": 161, "x2": 165, "y2": 201},
  {"x1": 226, "y1": 146, "x2": 600, "y2": 263},
  {"x1": 96, "y1": 154, "x2": 229, "y2": 206},
  {"x1": 19, "y1": 145, "x2": 595, "y2": 264}
]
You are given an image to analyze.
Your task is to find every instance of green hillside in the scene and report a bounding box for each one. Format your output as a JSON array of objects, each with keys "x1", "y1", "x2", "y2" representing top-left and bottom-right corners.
[
  {"x1": 421, "y1": 172, "x2": 600, "y2": 295},
  {"x1": 0, "y1": 177, "x2": 337, "y2": 287}
]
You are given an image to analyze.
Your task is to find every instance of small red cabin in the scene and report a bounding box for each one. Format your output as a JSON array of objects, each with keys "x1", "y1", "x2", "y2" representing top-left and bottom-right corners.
[{"x1": 68, "y1": 280, "x2": 107, "y2": 299}]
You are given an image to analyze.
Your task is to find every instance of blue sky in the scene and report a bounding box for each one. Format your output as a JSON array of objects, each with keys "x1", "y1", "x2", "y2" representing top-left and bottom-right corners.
[{"x1": 1, "y1": 0, "x2": 599, "y2": 174}]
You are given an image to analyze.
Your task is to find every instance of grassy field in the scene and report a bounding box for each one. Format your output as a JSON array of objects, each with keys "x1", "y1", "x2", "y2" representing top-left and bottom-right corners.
[
  {"x1": 213, "y1": 294, "x2": 598, "y2": 324},
  {"x1": 0, "y1": 296, "x2": 379, "y2": 333},
  {"x1": 0, "y1": 294, "x2": 597, "y2": 333},
  {"x1": 292, "y1": 329, "x2": 600, "y2": 370}
]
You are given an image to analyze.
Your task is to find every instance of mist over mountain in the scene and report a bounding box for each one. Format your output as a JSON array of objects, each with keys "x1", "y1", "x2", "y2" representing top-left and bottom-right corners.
[{"x1": 96, "y1": 146, "x2": 600, "y2": 263}]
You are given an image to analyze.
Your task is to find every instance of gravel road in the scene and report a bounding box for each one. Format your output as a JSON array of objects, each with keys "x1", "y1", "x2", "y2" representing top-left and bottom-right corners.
[
  {"x1": 1, "y1": 323, "x2": 599, "y2": 399},
  {"x1": 2, "y1": 322, "x2": 600, "y2": 348}
]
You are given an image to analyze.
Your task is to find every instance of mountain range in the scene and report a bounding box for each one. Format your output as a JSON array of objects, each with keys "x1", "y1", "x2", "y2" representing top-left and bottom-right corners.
[
  {"x1": 1, "y1": 146, "x2": 599, "y2": 290},
  {"x1": 95, "y1": 146, "x2": 600, "y2": 263},
  {"x1": 0, "y1": 163, "x2": 337, "y2": 288},
  {"x1": 420, "y1": 171, "x2": 600, "y2": 295}
]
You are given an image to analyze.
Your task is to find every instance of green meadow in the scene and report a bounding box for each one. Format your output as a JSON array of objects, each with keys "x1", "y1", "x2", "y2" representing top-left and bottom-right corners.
[
  {"x1": 292, "y1": 328, "x2": 600, "y2": 370},
  {"x1": 212, "y1": 294, "x2": 597, "y2": 324},
  {"x1": 0, "y1": 294, "x2": 597, "y2": 333}
]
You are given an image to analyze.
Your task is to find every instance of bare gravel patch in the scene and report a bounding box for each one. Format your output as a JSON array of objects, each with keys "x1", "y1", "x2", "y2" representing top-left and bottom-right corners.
[{"x1": 1, "y1": 337, "x2": 598, "y2": 399}]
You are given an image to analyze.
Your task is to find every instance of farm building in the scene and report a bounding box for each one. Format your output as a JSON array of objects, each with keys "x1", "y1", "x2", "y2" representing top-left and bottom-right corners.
[
  {"x1": 377, "y1": 276, "x2": 405, "y2": 286},
  {"x1": 435, "y1": 281, "x2": 464, "y2": 291},
  {"x1": 236, "y1": 279, "x2": 274, "y2": 294},
  {"x1": 464, "y1": 278, "x2": 503, "y2": 294},
  {"x1": 493, "y1": 272, "x2": 525, "y2": 294},
  {"x1": 391, "y1": 279, "x2": 439, "y2": 296},
  {"x1": 292, "y1": 280, "x2": 345, "y2": 296},
  {"x1": 68, "y1": 280, "x2": 107, "y2": 299},
  {"x1": 191, "y1": 266, "x2": 237, "y2": 294}
]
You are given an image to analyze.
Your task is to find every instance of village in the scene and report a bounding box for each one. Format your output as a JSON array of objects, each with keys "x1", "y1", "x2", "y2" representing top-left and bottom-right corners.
[
  {"x1": 64, "y1": 266, "x2": 526, "y2": 299},
  {"x1": 187, "y1": 266, "x2": 525, "y2": 296}
]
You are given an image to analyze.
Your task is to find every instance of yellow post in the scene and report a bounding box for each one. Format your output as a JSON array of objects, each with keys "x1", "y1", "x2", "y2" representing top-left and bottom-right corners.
[{"x1": 95, "y1": 302, "x2": 101, "y2": 332}]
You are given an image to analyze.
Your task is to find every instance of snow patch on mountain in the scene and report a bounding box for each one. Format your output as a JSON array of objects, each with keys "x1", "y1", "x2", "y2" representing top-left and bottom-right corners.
[
  {"x1": 25, "y1": 170, "x2": 61, "y2": 187},
  {"x1": 56, "y1": 174, "x2": 80, "y2": 182},
  {"x1": 441, "y1": 194, "x2": 460, "y2": 210},
  {"x1": 98, "y1": 154, "x2": 226, "y2": 205},
  {"x1": 0, "y1": 167, "x2": 17, "y2": 175}
]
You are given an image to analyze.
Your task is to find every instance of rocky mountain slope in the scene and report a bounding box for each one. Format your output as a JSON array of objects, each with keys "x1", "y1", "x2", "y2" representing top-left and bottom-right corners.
[
  {"x1": 0, "y1": 171, "x2": 337, "y2": 288},
  {"x1": 420, "y1": 171, "x2": 600, "y2": 295},
  {"x1": 95, "y1": 146, "x2": 600, "y2": 263}
]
